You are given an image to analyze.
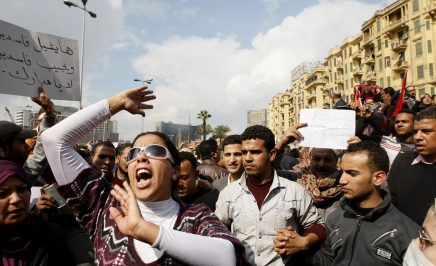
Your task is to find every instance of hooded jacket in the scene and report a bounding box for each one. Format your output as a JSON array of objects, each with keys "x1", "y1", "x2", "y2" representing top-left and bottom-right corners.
[{"x1": 312, "y1": 191, "x2": 419, "y2": 266}]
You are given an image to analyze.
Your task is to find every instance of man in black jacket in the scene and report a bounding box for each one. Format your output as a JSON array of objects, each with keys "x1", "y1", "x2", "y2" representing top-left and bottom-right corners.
[{"x1": 311, "y1": 141, "x2": 418, "y2": 266}]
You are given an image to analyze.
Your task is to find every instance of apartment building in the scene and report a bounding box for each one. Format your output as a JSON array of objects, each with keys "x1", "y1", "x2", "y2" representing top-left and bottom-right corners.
[
  {"x1": 269, "y1": 0, "x2": 436, "y2": 139},
  {"x1": 247, "y1": 109, "x2": 268, "y2": 127}
]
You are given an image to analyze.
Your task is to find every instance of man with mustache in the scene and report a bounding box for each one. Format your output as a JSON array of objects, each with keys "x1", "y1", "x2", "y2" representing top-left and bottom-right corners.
[
  {"x1": 176, "y1": 151, "x2": 219, "y2": 211},
  {"x1": 216, "y1": 125, "x2": 324, "y2": 265},
  {"x1": 388, "y1": 107, "x2": 436, "y2": 225}
]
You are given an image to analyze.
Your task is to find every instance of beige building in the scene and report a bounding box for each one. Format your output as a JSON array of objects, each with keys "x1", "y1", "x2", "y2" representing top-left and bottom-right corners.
[
  {"x1": 269, "y1": 0, "x2": 436, "y2": 139},
  {"x1": 247, "y1": 109, "x2": 268, "y2": 127}
]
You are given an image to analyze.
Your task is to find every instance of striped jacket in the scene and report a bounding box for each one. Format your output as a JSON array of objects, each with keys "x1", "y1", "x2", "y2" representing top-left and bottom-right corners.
[{"x1": 58, "y1": 167, "x2": 247, "y2": 266}]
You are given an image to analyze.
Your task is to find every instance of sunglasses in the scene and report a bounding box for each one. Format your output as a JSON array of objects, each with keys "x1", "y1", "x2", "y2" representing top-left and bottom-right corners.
[
  {"x1": 418, "y1": 228, "x2": 436, "y2": 248},
  {"x1": 126, "y1": 144, "x2": 174, "y2": 165}
]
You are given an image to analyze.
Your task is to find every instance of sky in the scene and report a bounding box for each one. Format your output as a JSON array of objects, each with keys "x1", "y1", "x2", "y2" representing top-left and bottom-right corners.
[{"x1": 0, "y1": 0, "x2": 395, "y2": 141}]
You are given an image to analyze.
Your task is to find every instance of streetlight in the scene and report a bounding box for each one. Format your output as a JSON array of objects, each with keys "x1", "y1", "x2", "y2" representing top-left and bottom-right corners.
[
  {"x1": 63, "y1": 0, "x2": 97, "y2": 110},
  {"x1": 133, "y1": 78, "x2": 153, "y2": 132}
]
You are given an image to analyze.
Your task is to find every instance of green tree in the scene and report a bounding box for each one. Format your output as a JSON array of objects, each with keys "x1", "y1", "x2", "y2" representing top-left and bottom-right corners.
[
  {"x1": 195, "y1": 124, "x2": 213, "y2": 140},
  {"x1": 197, "y1": 110, "x2": 212, "y2": 140},
  {"x1": 213, "y1": 125, "x2": 231, "y2": 143}
]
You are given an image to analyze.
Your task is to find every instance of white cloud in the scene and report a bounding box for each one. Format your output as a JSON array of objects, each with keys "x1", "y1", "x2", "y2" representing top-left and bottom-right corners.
[{"x1": 127, "y1": 0, "x2": 385, "y2": 140}]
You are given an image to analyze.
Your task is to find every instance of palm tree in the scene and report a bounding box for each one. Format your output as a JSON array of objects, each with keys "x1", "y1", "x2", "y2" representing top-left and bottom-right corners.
[
  {"x1": 213, "y1": 125, "x2": 231, "y2": 144},
  {"x1": 197, "y1": 110, "x2": 212, "y2": 140},
  {"x1": 195, "y1": 124, "x2": 213, "y2": 140}
]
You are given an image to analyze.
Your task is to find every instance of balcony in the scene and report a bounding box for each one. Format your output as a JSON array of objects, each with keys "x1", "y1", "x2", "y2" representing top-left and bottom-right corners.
[
  {"x1": 386, "y1": 17, "x2": 408, "y2": 35},
  {"x1": 392, "y1": 60, "x2": 408, "y2": 72},
  {"x1": 307, "y1": 93, "x2": 317, "y2": 101},
  {"x1": 424, "y1": 3, "x2": 436, "y2": 18},
  {"x1": 337, "y1": 75, "x2": 344, "y2": 84},
  {"x1": 351, "y1": 51, "x2": 362, "y2": 60},
  {"x1": 353, "y1": 66, "x2": 364, "y2": 76},
  {"x1": 364, "y1": 56, "x2": 375, "y2": 65},
  {"x1": 391, "y1": 38, "x2": 407, "y2": 52},
  {"x1": 365, "y1": 71, "x2": 377, "y2": 82}
]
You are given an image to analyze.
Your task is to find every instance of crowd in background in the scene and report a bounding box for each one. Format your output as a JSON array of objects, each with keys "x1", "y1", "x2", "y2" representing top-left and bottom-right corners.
[{"x1": 0, "y1": 84, "x2": 435, "y2": 265}]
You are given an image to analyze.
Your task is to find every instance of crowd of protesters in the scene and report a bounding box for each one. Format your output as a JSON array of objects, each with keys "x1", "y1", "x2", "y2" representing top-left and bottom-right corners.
[{"x1": 0, "y1": 83, "x2": 435, "y2": 266}]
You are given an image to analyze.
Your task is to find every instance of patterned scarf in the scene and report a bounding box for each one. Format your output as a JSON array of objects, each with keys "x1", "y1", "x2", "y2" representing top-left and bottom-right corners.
[
  {"x1": 294, "y1": 147, "x2": 343, "y2": 205},
  {"x1": 296, "y1": 166, "x2": 342, "y2": 205}
]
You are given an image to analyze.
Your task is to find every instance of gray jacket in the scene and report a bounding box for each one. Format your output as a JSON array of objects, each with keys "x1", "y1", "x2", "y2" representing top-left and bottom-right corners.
[{"x1": 312, "y1": 191, "x2": 419, "y2": 266}]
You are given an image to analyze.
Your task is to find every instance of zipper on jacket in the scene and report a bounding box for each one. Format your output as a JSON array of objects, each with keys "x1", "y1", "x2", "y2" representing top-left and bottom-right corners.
[
  {"x1": 348, "y1": 216, "x2": 364, "y2": 266},
  {"x1": 371, "y1": 229, "x2": 398, "y2": 246}
]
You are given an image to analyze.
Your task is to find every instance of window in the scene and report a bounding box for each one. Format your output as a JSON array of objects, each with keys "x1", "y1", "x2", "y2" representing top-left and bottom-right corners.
[
  {"x1": 426, "y1": 20, "x2": 431, "y2": 30},
  {"x1": 345, "y1": 64, "x2": 347, "y2": 74},
  {"x1": 334, "y1": 58, "x2": 336, "y2": 66},
  {"x1": 377, "y1": 38, "x2": 382, "y2": 51},
  {"x1": 431, "y1": 87, "x2": 435, "y2": 95},
  {"x1": 430, "y1": 63, "x2": 434, "y2": 77},
  {"x1": 414, "y1": 19, "x2": 421, "y2": 34},
  {"x1": 412, "y1": 0, "x2": 420, "y2": 12},
  {"x1": 346, "y1": 80, "x2": 348, "y2": 89},
  {"x1": 387, "y1": 76, "x2": 391, "y2": 87},
  {"x1": 428, "y1": 40, "x2": 432, "y2": 53},
  {"x1": 417, "y1": 65, "x2": 424, "y2": 79},
  {"x1": 416, "y1": 42, "x2": 423, "y2": 56},
  {"x1": 380, "y1": 78, "x2": 385, "y2": 87},
  {"x1": 350, "y1": 63, "x2": 353, "y2": 72},
  {"x1": 377, "y1": 20, "x2": 381, "y2": 32},
  {"x1": 385, "y1": 56, "x2": 391, "y2": 68},
  {"x1": 385, "y1": 39, "x2": 388, "y2": 48},
  {"x1": 419, "y1": 88, "x2": 425, "y2": 97},
  {"x1": 379, "y1": 58, "x2": 384, "y2": 71}
]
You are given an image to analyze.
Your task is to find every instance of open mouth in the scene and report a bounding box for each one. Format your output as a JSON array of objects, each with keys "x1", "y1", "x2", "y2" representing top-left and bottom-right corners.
[{"x1": 136, "y1": 168, "x2": 152, "y2": 188}]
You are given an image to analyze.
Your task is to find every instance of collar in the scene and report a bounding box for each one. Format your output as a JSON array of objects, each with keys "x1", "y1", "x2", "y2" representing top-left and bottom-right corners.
[
  {"x1": 412, "y1": 155, "x2": 436, "y2": 165},
  {"x1": 239, "y1": 170, "x2": 282, "y2": 191},
  {"x1": 200, "y1": 159, "x2": 217, "y2": 166}
]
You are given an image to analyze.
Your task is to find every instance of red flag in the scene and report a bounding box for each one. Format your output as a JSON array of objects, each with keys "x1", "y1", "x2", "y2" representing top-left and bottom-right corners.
[
  {"x1": 354, "y1": 85, "x2": 362, "y2": 108},
  {"x1": 392, "y1": 70, "x2": 408, "y2": 117}
]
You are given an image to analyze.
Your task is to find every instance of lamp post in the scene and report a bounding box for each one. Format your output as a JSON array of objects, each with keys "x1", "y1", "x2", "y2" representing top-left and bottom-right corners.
[
  {"x1": 63, "y1": 0, "x2": 97, "y2": 110},
  {"x1": 133, "y1": 78, "x2": 153, "y2": 132}
]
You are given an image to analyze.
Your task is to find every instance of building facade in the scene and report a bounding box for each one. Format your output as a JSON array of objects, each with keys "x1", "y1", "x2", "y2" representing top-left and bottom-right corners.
[
  {"x1": 269, "y1": 0, "x2": 436, "y2": 139},
  {"x1": 247, "y1": 109, "x2": 268, "y2": 127},
  {"x1": 155, "y1": 121, "x2": 201, "y2": 148}
]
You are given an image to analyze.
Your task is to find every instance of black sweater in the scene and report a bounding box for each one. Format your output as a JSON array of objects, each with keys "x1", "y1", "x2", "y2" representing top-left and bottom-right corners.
[{"x1": 388, "y1": 151, "x2": 436, "y2": 225}]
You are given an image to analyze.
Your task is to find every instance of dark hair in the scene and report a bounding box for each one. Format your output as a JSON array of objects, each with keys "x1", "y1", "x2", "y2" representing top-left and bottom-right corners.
[
  {"x1": 241, "y1": 125, "x2": 275, "y2": 151},
  {"x1": 345, "y1": 141, "x2": 389, "y2": 173},
  {"x1": 116, "y1": 143, "x2": 132, "y2": 156},
  {"x1": 396, "y1": 109, "x2": 416, "y2": 117},
  {"x1": 222, "y1": 134, "x2": 242, "y2": 147},
  {"x1": 198, "y1": 139, "x2": 218, "y2": 160},
  {"x1": 179, "y1": 151, "x2": 198, "y2": 169},
  {"x1": 415, "y1": 107, "x2": 436, "y2": 121},
  {"x1": 383, "y1": 87, "x2": 395, "y2": 97},
  {"x1": 76, "y1": 147, "x2": 91, "y2": 159},
  {"x1": 132, "y1": 132, "x2": 180, "y2": 166},
  {"x1": 91, "y1": 141, "x2": 115, "y2": 156}
]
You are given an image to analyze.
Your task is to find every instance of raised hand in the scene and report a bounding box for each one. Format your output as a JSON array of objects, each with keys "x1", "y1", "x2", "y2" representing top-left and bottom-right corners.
[
  {"x1": 31, "y1": 86, "x2": 55, "y2": 116},
  {"x1": 107, "y1": 86, "x2": 156, "y2": 116},
  {"x1": 109, "y1": 182, "x2": 160, "y2": 244},
  {"x1": 109, "y1": 182, "x2": 144, "y2": 238},
  {"x1": 275, "y1": 123, "x2": 307, "y2": 151}
]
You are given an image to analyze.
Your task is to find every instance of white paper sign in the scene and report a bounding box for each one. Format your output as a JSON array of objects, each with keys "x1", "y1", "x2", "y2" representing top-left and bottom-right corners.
[
  {"x1": 0, "y1": 20, "x2": 80, "y2": 101},
  {"x1": 299, "y1": 109, "x2": 355, "y2": 150}
]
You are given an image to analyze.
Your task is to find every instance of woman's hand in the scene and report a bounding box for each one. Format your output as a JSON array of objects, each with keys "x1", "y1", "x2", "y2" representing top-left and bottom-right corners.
[
  {"x1": 107, "y1": 86, "x2": 156, "y2": 116},
  {"x1": 109, "y1": 182, "x2": 159, "y2": 244}
]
